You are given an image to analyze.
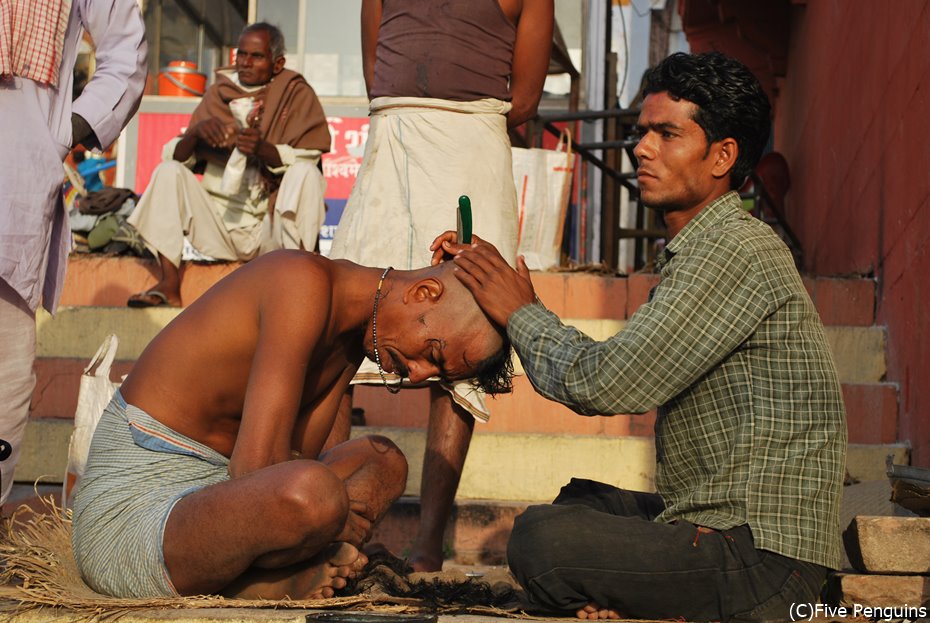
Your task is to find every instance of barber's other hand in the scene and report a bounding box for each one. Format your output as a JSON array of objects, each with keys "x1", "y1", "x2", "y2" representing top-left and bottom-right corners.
[
  {"x1": 194, "y1": 118, "x2": 236, "y2": 149},
  {"x1": 437, "y1": 233, "x2": 537, "y2": 327},
  {"x1": 429, "y1": 230, "x2": 460, "y2": 265}
]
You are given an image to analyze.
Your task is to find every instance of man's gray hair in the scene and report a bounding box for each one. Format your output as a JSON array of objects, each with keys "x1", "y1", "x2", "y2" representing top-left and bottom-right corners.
[{"x1": 241, "y1": 22, "x2": 286, "y2": 60}]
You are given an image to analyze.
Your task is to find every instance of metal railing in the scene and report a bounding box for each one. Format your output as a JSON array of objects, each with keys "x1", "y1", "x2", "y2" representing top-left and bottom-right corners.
[{"x1": 522, "y1": 108, "x2": 803, "y2": 272}]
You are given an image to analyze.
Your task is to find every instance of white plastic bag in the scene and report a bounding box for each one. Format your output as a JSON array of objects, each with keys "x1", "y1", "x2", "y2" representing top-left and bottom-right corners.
[
  {"x1": 62, "y1": 334, "x2": 120, "y2": 509},
  {"x1": 512, "y1": 129, "x2": 575, "y2": 270}
]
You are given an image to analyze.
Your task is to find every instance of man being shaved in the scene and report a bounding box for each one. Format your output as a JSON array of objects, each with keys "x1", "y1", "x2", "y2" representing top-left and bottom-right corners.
[{"x1": 72, "y1": 251, "x2": 512, "y2": 600}]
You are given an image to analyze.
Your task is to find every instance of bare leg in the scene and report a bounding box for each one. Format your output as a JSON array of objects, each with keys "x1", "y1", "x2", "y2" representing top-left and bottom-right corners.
[
  {"x1": 576, "y1": 604, "x2": 623, "y2": 620},
  {"x1": 163, "y1": 435, "x2": 407, "y2": 598},
  {"x1": 408, "y1": 385, "x2": 474, "y2": 572},
  {"x1": 129, "y1": 254, "x2": 182, "y2": 306},
  {"x1": 322, "y1": 388, "x2": 354, "y2": 453},
  {"x1": 223, "y1": 542, "x2": 367, "y2": 600}
]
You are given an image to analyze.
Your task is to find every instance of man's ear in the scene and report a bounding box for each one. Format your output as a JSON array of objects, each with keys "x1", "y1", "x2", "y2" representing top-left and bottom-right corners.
[
  {"x1": 272, "y1": 55, "x2": 286, "y2": 76},
  {"x1": 404, "y1": 277, "x2": 443, "y2": 304},
  {"x1": 711, "y1": 137, "x2": 739, "y2": 179}
]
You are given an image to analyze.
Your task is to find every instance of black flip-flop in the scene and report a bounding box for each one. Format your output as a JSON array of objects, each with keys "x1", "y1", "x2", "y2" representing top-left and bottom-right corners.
[{"x1": 127, "y1": 289, "x2": 171, "y2": 308}]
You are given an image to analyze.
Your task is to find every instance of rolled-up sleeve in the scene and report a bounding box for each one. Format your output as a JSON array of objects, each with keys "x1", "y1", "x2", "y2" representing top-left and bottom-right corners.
[{"x1": 72, "y1": 0, "x2": 148, "y2": 149}]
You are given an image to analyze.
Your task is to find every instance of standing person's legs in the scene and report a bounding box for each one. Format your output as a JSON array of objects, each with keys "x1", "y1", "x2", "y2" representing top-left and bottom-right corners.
[
  {"x1": 508, "y1": 479, "x2": 826, "y2": 622},
  {"x1": 0, "y1": 281, "x2": 36, "y2": 507},
  {"x1": 408, "y1": 384, "x2": 475, "y2": 571}
]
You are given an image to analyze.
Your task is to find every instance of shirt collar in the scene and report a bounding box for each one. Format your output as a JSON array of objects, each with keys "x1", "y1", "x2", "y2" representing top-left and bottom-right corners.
[{"x1": 656, "y1": 191, "x2": 743, "y2": 270}]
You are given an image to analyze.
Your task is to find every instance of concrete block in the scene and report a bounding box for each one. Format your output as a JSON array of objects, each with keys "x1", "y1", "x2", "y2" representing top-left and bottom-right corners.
[
  {"x1": 31, "y1": 357, "x2": 134, "y2": 420},
  {"x1": 357, "y1": 426, "x2": 657, "y2": 502},
  {"x1": 843, "y1": 383, "x2": 899, "y2": 444},
  {"x1": 829, "y1": 572, "x2": 930, "y2": 610},
  {"x1": 847, "y1": 444, "x2": 910, "y2": 482},
  {"x1": 843, "y1": 515, "x2": 930, "y2": 574},
  {"x1": 61, "y1": 255, "x2": 242, "y2": 307},
  {"x1": 15, "y1": 417, "x2": 72, "y2": 485},
  {"x1": 811, "y1": 277, "x2": 876, "y2": 326},
  {"x1": 626, "y1": 272, "x2": 660, "y2": 316},
  {"x1": 825, "y1": 326, "x2": 886, "y2": 383},
  {"x1": 36, "y1": 306, "x2": 178, "y2": 359}
]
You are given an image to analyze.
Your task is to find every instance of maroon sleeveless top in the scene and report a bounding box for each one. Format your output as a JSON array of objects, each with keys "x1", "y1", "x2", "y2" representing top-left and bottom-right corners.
[{"x1": 370, "y1": 0, "x2": 516, "y2": 102}]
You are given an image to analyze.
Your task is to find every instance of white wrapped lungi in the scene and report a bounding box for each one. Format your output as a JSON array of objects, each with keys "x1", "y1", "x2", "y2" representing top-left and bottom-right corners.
[{"x1": 330, "y1": 97, "x2": 518, "y2": 420}]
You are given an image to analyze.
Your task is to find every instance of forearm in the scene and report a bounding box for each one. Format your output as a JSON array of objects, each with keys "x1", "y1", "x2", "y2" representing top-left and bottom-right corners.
[
  {"x1": 73, "y1": 0, "x2": 147, "y2": 148},
  {"x1": 172, "y1": 133, "x2": 199, "y2": 162},
  {"x1": 509, "y1": 304, "x2": 679, "y2": 415}
]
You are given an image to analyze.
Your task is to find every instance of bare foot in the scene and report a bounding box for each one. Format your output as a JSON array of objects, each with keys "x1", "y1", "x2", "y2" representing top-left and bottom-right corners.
[
  {"x1": 306, "y1": 542, "x2": 369, "y2": 598},
  {"x1": 576, "y1": 603, "x2": 622, "y2": 620},
  {"x1": 223, "y1": 542, "x2": 368, "y2": 600},
  {"x1": 408, "y1": 549, "x2": 443, "y2": 573},
  {"x1": 127, "y1": 286, "x2": 181, "y2": 308}
]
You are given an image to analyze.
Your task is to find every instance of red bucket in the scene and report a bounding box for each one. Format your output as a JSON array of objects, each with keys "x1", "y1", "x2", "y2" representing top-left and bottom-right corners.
[{"x1": 158, "y1": 61, "x2": 206, "y2": 97}]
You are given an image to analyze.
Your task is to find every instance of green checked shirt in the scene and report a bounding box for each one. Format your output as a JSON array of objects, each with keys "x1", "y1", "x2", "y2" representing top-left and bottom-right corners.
[{"x1": 509, "y1": 191, "x2": 847, "y2": 569}]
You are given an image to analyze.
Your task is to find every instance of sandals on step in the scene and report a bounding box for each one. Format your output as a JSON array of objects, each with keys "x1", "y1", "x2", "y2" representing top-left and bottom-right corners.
[{"x1": 127, "y1": 289, "x2": 174, "y2": 308}]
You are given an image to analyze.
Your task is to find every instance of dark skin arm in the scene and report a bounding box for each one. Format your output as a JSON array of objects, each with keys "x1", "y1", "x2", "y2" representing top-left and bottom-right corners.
[
  {"x1": 429, "y1": 232, "x2": 537, "y2": 327},
  {"x1": 360, "y1": 0, "x2": 383, "y2": 98},
  {"x1": 172, "y1": 118, "x2": 282, "y2": 168},
  {"x1": 507, "y1": 0, "x2": 555, "y2": 128}
]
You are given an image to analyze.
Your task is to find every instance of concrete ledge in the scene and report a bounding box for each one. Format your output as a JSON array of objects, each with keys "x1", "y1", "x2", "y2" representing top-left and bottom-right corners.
[
  {"x1": 35, "y1": 308, "x2": 885, "y2": 383},
  {"x1": 843, "y1": 515, "x2": 930, "y2": 574},
  {"x1": 17, "y1": 418, "x2": 910, "y2": 501},
  {"x1": 828, "y1": 572, "x2": 930, "y2": 609}
]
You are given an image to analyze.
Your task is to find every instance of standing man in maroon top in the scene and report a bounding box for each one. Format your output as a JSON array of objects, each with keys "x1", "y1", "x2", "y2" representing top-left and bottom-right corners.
[{"x1": 329, "y1": 0, "x2": 554, "y2": 571}]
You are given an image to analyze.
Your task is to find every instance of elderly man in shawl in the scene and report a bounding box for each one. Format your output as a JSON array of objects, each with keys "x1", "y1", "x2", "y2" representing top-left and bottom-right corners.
[{"x1": 127, "y1": 22, "x2": 330, "y2": 308}]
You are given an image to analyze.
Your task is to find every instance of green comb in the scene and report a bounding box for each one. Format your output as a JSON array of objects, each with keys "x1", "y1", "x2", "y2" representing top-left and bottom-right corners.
[{"x1": 457, "y1": 195, "x2": 472, "y2": 244}]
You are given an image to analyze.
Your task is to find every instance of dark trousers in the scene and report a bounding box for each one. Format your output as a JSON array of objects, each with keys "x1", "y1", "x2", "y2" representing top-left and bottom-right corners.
[{"x1": 507, "y1": 479, "x2": 827, "y2": 623}]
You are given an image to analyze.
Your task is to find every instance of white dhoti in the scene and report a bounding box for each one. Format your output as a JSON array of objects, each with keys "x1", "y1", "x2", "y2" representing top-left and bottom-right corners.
[
  {"x1": 129, "y1": 159, "x2": 326, "y2": 267},
  {"x1": 329, "y1": 97, "x2": 518, "y2": 421}
]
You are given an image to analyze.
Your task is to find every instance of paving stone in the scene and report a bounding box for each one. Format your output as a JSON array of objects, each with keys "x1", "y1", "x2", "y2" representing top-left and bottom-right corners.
[
  {"x1": 843, "y1": 515, "x2": 930, "y2": 574},
  {"x1": 828, "y1": 572, "x2": 930, "y2": 611}
]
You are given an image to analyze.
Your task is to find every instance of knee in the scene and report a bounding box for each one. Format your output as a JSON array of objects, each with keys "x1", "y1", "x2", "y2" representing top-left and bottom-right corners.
[
  {"x1": 151, "y1": 159, "x2": 190, "y2": 179},
  {"x1": 275, "y1": 462, "x2": 350, "y2": 536},
  {"x1": 507, "y1": 505, "x2": 564, "y2": 580}
]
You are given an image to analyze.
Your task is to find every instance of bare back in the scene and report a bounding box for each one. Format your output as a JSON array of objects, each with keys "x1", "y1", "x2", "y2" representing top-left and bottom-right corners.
[{"x1": 120, "y1": 252, "x2": 365, "y2": 475}]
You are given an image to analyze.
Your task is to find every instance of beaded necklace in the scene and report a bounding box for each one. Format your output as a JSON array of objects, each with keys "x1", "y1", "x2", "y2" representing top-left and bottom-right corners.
[{"x1": 372, "y1": 266, "x2": 401, "y2": 393}]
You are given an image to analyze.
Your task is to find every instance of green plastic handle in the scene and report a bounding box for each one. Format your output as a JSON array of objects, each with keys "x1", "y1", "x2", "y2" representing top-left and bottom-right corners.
[{"x1": 457, "y1": 195, "x2": 472, "y2": 244}]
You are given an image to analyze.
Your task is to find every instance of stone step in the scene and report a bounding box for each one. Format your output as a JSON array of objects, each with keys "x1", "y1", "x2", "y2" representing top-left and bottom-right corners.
[
  {"x1": 827, "y1": 573, "x2": 930, "y2": 611},
  {"x1": 31, "y1": 302, "x2": 891, "y2": 440},
  {"x1": 843, "y1": 515, "x2": 930, "y2": 574},
  {"x1": 60, "y1": 255, "x2": 877, "y2": 326},
  {"x1": 15, "y1": 417, "x2": 910, "y2": 500}
]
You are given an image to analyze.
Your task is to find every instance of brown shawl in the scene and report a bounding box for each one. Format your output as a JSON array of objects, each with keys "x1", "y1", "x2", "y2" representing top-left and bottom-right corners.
[{"x1": 188, "y1": 67, "x2": 330, "y2": 197}]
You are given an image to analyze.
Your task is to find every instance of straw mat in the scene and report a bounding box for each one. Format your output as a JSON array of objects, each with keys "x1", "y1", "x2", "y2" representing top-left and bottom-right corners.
[{"x1": 0, "y1": 497, "x2": 529, "y2": 622}]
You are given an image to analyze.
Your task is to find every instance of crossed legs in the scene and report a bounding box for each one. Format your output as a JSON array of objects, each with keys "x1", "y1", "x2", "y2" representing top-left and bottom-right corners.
[
  {"x1": 507, "y1": 479, "x2": 827, "y2": 622},
  {"x1": 162, "y1": 434, "x2": 407, "y2": 599}
]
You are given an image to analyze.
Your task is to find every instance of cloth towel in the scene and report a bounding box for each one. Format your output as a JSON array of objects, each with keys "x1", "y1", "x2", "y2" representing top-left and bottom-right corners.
[{"x1": 0, "y1": 0, "x2": 72, "y2": 86}]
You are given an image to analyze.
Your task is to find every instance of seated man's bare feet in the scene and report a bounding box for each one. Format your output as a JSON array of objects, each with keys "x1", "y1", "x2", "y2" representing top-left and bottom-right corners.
[
  {"x1": 576, "y1": 602, "x2": 622, "y2": 620},
  {"x1": 224, "y1": 542, "x2": 368, "y2": 600},
  {"x1": 308, "y1": 541, "x2": 369, "y2": 598}
]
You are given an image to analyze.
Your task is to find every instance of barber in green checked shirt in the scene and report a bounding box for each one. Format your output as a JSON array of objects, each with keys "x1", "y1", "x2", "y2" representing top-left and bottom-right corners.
[{"x1": 431, "y1": 52, "x2": 846, "y2": 623}]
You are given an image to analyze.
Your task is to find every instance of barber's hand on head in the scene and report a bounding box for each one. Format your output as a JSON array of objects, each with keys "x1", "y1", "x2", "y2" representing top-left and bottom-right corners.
[{"x1": 432, "y1": 233, "x2": 537, "y2": 328}]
